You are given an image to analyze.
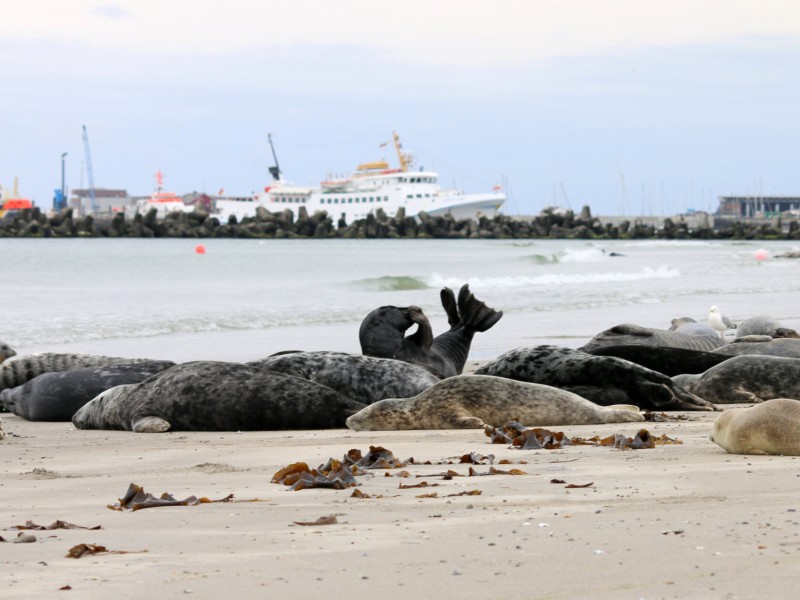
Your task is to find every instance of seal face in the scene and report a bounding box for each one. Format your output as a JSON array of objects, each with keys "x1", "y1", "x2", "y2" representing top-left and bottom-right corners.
[
  {"x1": 0, "y1": 341, "x2": 16, "y2": 364},
  {"x1": 736, "y1": 316, "x2": 799, "y2": 339},
  {"x1": 710, "y1": 399, "x2": 800, "y2": 455},
  {"x1": 579, "y1": 324, "x2": 724, "y2": 353},
  {"x1": 475, "y1": 345, "x2": 714, "y2": 411},
  {"x1": 0, "y1": 361, "x2": 175, "y2": 421},
  {"x1": 72, "y1": 361, "x2": 366, "y2": 432},
  {"x1": 345, "y1": 374, "x2": 645, "y2": 431},
  {"x1": 359, "y1": 284, "x2": 503, "y2": 378},
  {"x1": 672, "y1": 355, "x2": 800, "y2": 404},
  {"x1": 0, "y1": 353, "x2": 166, "y2": 393},
  {"x1": 247, "y1": 351, "x2": 439, "y2": 405}
]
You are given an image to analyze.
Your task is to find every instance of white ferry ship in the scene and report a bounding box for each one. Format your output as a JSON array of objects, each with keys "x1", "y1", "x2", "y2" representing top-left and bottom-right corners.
[{"x1": 214, "y1": 133, "x2": 505, "y2": 224}]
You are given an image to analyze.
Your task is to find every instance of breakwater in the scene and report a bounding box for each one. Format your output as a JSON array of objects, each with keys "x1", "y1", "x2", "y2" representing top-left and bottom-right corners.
[{"x1": 2, "y1": 205, "x2": 800, "y2": 240}]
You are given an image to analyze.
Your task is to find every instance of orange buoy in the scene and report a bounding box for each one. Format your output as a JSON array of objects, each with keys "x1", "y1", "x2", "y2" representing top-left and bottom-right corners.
[
  {"x1": 754, "y1": 248, "x2": 768, "y2": 261},
  {"x1": 195, "y1": 244, "x2": 206, "y2": 255}
]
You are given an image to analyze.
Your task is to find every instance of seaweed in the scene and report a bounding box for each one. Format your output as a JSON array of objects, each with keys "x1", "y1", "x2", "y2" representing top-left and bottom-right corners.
[
  {"x1": 66, "y1": 543, "x2": 147, "y2": 558},
  {"x1": 12, "y1": 520, "x2": 101, "y2": 531},
  {"x1": 108, "y1": 483, "x2": 235, "y2": 511}
]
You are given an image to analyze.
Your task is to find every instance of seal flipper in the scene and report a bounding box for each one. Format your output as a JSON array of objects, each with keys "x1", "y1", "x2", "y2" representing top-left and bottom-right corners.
[
  {"x1": 440, "y1": 287, "x2": 460, "y2": 328},
  {"x1": 456, "y1": 284, "x2": 503, "y2": 333},
  {"x1": 132, "y1": 416, "x2": 171, "y2": 433}
]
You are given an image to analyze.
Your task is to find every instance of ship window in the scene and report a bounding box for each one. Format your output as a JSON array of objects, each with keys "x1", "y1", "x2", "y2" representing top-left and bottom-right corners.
[
  {"x1": 334, "y1": 199, "x2": 339, "y2": 204},
  {"x1": 416, "y1": 194, "x2": 422, "y2": 198},
  {"x1": 369, "y1": 197, "x2": 374, "y2": 203},
  {"x1": 348, "y1": 198, "x2": 353, "y2": 203},
  {"x1": 384, "y1": 196, "x2": 388, "y2": 201},
  {"x1": 406, "y1": 195, "x2": 413, "y2": 199}
]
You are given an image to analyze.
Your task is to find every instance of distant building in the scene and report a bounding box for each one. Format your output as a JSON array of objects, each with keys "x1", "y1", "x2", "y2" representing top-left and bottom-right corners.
[
  {"x1": 70, "y1": 189, "x2": 132, "y2": 215},
  {"x1": 717, "y1": 195, "x2": 800, "y2": 219}
]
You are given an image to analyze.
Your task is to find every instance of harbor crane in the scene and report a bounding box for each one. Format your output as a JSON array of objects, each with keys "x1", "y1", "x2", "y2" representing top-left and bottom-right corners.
[{"x1": 82, "y1": 125, "x2": 97, "y2": 213}]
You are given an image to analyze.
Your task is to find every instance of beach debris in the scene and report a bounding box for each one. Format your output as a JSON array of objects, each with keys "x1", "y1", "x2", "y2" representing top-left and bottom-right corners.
[
  {"x1": 486, "y1": 422, "x2": 681, "y2": 450},
  {"x1": 643, "y1": 411, "x2": 690, "y2": 422},
  {"x1": 459, "y1": 452, "x2": 495, "y2": 464},
  {"x1": 565, "y1": 482, "x2": 594, "y2": 489},
  {"x1": 108, "y1": 483, "x2": 235, "y2": 511},
  {"x1": 271, "y1": 461, "x2": 360, "y2": 491},
  {"x1": 0, "y1": 532, "x2": 37, "y2": 543},
  {"x1": 66, "y1": 543, "x2": 148, "y2": 559},
  {"x1": 345, "y1": 446, "x2": 406, "y2": 469},
  {"x1": 399, "y1": 481, "x2": 439, "y2": 489},
  {"x1": 468, "y1": 466, "x2": 528, "y2": 476},
  {"x1": 11, "y1": 520, "x2": 101, "y2": 531},
  {"x1": 292, "y1": 515, "x2": 339, "y2": 527}
]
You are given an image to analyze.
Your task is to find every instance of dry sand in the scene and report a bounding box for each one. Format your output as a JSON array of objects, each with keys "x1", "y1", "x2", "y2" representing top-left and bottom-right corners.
[{"x1": 2, "y1": 406, "x2": 800, "y2": 599}]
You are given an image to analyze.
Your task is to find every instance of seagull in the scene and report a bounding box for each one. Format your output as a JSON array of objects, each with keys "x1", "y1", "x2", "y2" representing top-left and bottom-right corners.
[{"x1": 709, "y1": 305, "x2": 736, "y2": 338}]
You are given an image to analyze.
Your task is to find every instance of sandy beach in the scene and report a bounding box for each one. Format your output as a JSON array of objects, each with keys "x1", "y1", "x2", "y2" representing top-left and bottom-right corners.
[{"x1": 2, "y1": 400, "x2": 799, "y2": 600}]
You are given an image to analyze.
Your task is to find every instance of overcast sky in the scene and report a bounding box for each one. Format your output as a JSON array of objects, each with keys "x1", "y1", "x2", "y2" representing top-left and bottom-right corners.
[{"x1": 2, "y1": 0, "x2": 799, "y2": 216}]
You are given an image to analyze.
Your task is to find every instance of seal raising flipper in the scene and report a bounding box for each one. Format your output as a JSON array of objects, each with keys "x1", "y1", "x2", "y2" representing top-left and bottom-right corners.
[{"x1": 360, "y1": 284, "x2": 503, "y2": 378}]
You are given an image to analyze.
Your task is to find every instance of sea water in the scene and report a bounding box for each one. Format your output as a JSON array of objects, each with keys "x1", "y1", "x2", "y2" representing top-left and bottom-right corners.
[{"x1": 1, "y1": 238, "x2": 799, "y2": 363}]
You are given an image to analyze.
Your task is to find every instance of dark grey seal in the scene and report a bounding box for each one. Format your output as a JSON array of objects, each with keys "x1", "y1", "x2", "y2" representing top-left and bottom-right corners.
[
  {"x1": 475, "y1": 345, "x2": 715, "y2": 411},
  {"x1": 0, "y1": 353, "x2": 166, "y2": 393},
  {"x1": 673, "y1": 355, "x2": 800, "y2": 404},
  {"x1": 247, "y1": 351, "x2": 439, "y2": 405},
  {"x1": 0, "y1": 341, "x2": 16, "y2": 363},
  {"x1": 359, "y1": 283, "x2": 502, "y2": 378},
  {"x1": 579, "y1": 324, "x2": 724, "y2": 353},
  {"x1": 712, "y1": 337, "x2": 800, "y2": 358},
  {"x1": 72, "y1": 361, "x2": 366, "y2": 432},
  {"x1": 583, "y1": 345, "x2": 732, "y2": 377},
  {"x1": 736, "y1": 316, "x2": 800, "y2": 339},
  {"x1": 345, "y1": 375, "x2": 644, "y2": 431},
  {"x1": 0, "y1": 361, "x2": 175, "y2": 421}
]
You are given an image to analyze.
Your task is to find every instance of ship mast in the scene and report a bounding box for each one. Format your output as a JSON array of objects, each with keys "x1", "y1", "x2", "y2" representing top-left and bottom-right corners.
[
  {"x1": 267, "y1": 133, "x2": 282, "y2": 181},
  {"x1": 392, "y1": 131, "x2": 413, "y2": 172}
]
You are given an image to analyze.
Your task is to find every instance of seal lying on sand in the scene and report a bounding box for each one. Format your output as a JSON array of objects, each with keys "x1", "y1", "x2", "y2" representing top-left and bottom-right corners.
[
  {"x1": 672, "y1": 355, "x2": 800, "y2": 404},
  {"x1": 736, "y1": 316, "x2": 800, "y2": 339},
  {"x1": 712, "y1": 337, "x2": 800, "y2": 358},
  {"x1": 475, "y1": 345, "x2": 715, "y2": 411},
  {"x1": 248, "y1": 351, "x2": 439, "y2": 405},
  {"x1": 669, "y1": 318, "x2": 719, "y2": 338},
  {"x1": 345, "y1": 374, "x2": 644, "y2": 431},
  {"x1": 359, "y1": 283, "x2": 502, "y2": 378},
  {"x1": 0, "y1": 353, "x2": 167, "y2": 393},
  {"x1": 0, "y1": 416, "x2": 5, "y2": 441},
  {"x1": 0, "y1": 341, "x2": 16, "y2": 363},
  {"x1": 0, "y1": 361, "x2": 175, "y2": 421},
  {"x1": 710, "y1": 399, "x2": 800, "y2": 455},
  {"x1": 72, "y1": 361, "x2": 365, "y2": 432},
  {"x1": 579, "y1": 324, "x2": 724, "y2": 353},
  {"x1": 583, "y1": 345, "x2": 731, "y2": 377}
]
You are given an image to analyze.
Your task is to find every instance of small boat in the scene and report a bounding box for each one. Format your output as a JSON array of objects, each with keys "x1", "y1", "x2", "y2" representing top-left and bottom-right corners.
[
  {"x1": 0, "y1": 179, "x2": 34, "y2": 218},
  {"x1": 214, "y1": 132, "x2": 505, "y2": 224},
  {"x1": 129, "y1": 171, "x2": 192, "y2": 218}
]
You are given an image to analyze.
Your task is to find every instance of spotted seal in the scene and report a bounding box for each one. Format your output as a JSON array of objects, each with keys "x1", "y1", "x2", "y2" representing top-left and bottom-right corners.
[
  {"x1": 359, "y1": 283, "x2": 503, "y2": 378},
  {"x1": 0, "y1": 353, "x2": 166, "y2": 393},
  {"x1": 583, "y1": 345, "x2": 732, "y2": 377},
  {"x1": 247, "y1": 351, "x2": 439, "y2": 405},
  {"x1": 672, "y1": 355, "x2": 800, "y2": 404},
  {"x1": 0, "y1": 361, "x2": 175, "y2": 421},
  {"x1": 72, "y1": 361, "x2": 366, "y2": 432},
  {"x1": 736, "y1": 316, "x2": 800, "y2": 339},
  {"x1": 475, "y1": 345, "x2": 715, "y2": 410},
  {"x1": 0, "y1": 341, "x2": 16, "y2": 363},
  {"x1": 710, "y1": 399, "x2": 800, "y2": 455},
  {"x1": 712, "y1": 337, "x2": 800, "y2": 358},
  {"x1": 579, "y1": 324, "x2": 724, "y2": 353},
  {"x1": 345, "y1": 374, "x2": 645, "y2": 431}
]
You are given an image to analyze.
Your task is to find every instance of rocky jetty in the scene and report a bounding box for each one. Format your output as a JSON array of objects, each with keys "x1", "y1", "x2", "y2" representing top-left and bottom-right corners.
[{"x1": 2, "y1": 205, "x2": 799, "y2": 241}]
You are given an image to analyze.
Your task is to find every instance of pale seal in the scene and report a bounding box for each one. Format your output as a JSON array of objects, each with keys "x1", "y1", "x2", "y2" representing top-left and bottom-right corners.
[
  {"x1": 475, "y1": 345, "x2": 715, "y2": 410},
  {"x1": 672, "y1": 355, "x2": 800, "y2": 404},
  {"x1": 0, "y1": 361, "x2": 175, "y2": 421},
  {"x1": 578, "y1": 324, "x2": 724, "y2": 353},
  {"x1": 0, "y1": 353, "x2": 166, "y2": 393},
  {"x1": 0, "y1": 341, "x2": 16, "y2": 363},
  {"x1": 712, "y1": 337, "x2": 800, "y2": 358},
  {"x1": 736, "y1": 316, "x2": 800, "y2": 339},
  {"x1": 710, "y1": 399, "x2": 800, "y2": 455},
  {"x1": 345, "y1": 374, "x2": 645, "y2": 431},
  {"x1": 0, "y1": 416, "x2": 5, "y2": 441},
  {"x1": 669, "y1": 317, "x2": 719, "y2": 338},
  {"x1": 72, "y1": 361, "x2": 366, "y2": 432},
  {"x1": 584, "y1": 345, "x2": 731, "y2": 377},
  {"x1": 247, "y1": 351, "x2": 439, "y2": 405},
  {"x1": 359, "y1": 283, "x2": 503, "y2": 378}
]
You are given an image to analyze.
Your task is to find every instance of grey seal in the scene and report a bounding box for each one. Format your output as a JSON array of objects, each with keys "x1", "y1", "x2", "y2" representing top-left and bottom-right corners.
[
  {"x1": 736, "y1": 316, "x2": 799, "y2": 339},
  {"x1": 0, "y1": 416, "x2": 5, "y2": 441},
  {"x1": 583, "y1": 345, "x2": 732, "y2": 377},
  {"x1": 0, "y1": 353, "x2": 166, "y2": 393},
  {"x1": 710, "y1": 399, "x2": 800, "y2": 455},
  {"x1": 0, "y1": 361, "x2": 175, "y2": 421},
  {"x1": 72, "y1": 361, "x2": 366, "y2": 432},
  {"x1": 345, "y1": 374, "x2": 645, "y2": 431},
  {"x1": 0, "y1": 341, "x2": 16, "y2": 363},
  {"x1": 247, "y1": 351, "x2": 439, "y2": 405},
  {"x1": 579, "y1": 324, "x2": 724, "y2": 353},
  {"x1": 475, "y1": 345, "x2": 715, "y2": 411},
  {"x1": 672, "y1": 355, "x2": 800, "y2": 404},
  {"x1": 359, "y1": 283, "x2": 503, "y2": 378},
  {"x1": 712, "y1": 337, "x2": 800, "y2": 358}
]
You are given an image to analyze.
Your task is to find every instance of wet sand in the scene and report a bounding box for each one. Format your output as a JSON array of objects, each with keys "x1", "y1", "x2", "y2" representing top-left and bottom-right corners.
[{"x1": 2, "y1": 406, "x2": 799, "y2": 599}]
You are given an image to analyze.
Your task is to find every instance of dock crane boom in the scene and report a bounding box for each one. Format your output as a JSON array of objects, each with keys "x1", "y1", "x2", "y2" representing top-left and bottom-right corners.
[{"x1": 82, "y1": 125, "x2": 97, "y2": 213}]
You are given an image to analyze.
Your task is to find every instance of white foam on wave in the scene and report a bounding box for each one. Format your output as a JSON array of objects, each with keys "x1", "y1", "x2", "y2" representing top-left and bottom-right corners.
[
  {"x1": 429, "y1": 265, "x2": 680, "y2": 291},
  {"x1": 558, "y1": 247, "x2": 609, "y2": 263}
]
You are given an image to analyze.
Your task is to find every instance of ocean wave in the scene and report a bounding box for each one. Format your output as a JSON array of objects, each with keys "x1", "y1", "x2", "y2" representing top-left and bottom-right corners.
[
  {"x1": 557, "y1": 246, "x2": 610, "y2": 263},
  {"x1": 350, "y1": 275, "x2": 430, "y2": 291}
]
